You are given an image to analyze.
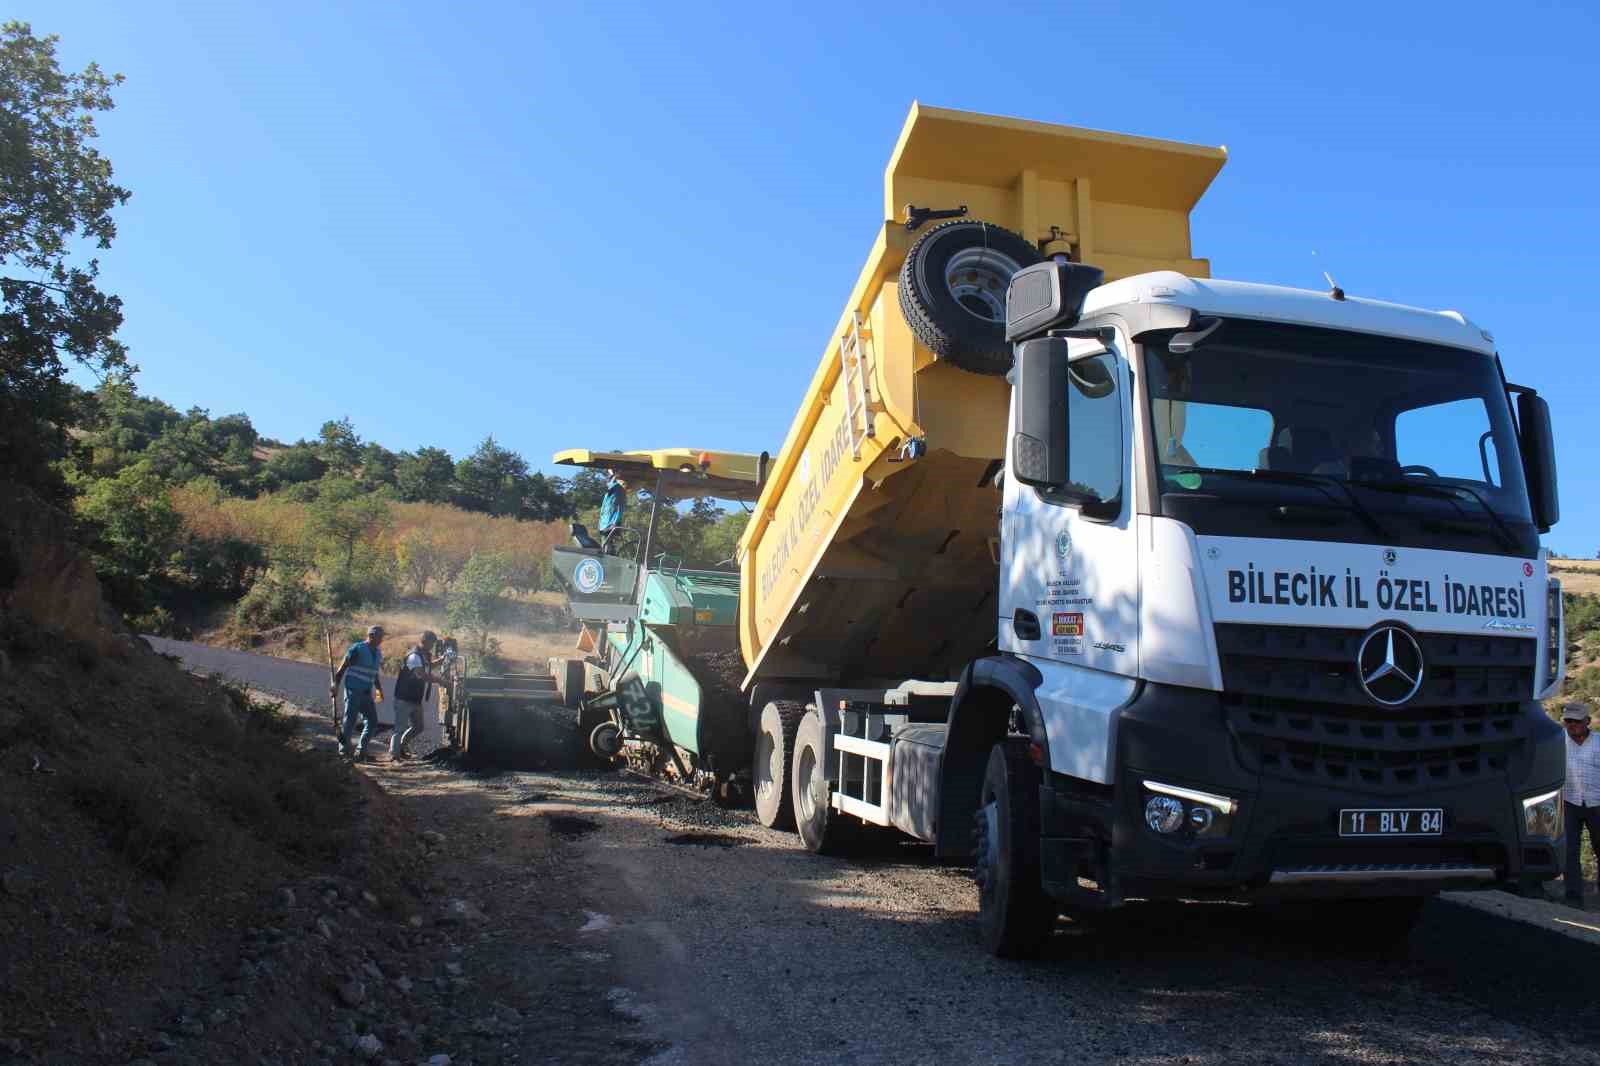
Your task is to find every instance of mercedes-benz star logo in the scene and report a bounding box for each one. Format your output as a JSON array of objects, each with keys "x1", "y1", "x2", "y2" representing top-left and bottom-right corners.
[{"x1": 1357, "y1": 625, "x2": 1425, "y2": 706}]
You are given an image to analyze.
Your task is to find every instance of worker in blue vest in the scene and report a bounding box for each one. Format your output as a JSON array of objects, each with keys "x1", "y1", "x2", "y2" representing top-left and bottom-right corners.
[
  {"x1": 331, "y1": 624, "x2": 385, "y2": 761},
  {"x1": 598, "y1": 470, "x2": 628, "y2": 554}
]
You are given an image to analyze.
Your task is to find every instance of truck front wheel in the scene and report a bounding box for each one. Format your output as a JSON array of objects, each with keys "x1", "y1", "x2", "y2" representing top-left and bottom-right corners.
[
  {"x1": 754, "y1": 701, "x2": 804, "y2": 829},
  {"x1": 974, "y1": 740, "x2": 1057, "y2": 958}
]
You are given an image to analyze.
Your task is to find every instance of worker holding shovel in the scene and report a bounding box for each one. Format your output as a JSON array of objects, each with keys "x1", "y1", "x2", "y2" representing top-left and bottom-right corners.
[{"x1": 331, "y1": 624, "x2": 386, "y2": 761}]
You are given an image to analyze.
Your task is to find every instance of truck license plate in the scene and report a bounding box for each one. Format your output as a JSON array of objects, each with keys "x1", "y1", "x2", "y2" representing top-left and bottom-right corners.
[{"x1": 1339, "y1": 809, "x2": 1443, "y2": 837}]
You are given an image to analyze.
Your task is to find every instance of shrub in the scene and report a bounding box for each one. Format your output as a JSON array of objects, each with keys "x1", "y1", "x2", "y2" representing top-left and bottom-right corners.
[
  {"x1": 234, "y1": 563, "x2": 317, "y2": 630},
  {"x1": 323, "y1": 540, "x2": 396, "y2": 609},
  {"x1": 127, "y1": 605, "x2": 184, "y2": 638}
]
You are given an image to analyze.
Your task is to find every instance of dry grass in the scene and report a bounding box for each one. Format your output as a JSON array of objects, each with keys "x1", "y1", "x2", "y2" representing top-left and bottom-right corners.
[
  {"x1": 1552, "y1": 559, "x2": 1600, "y2": 596},
  {"x1": 361, "y1": 596, "x2": 576, "y2": 673},
  {"x1": 230, "y1": 591, "x2": 577, "y2": 675}
]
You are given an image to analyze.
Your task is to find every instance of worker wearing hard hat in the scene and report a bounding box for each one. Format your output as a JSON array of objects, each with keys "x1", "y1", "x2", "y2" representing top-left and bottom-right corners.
[
  {"x1": 1563, "y1": 702, "x2": 1600, "y2": 907},
  {"x1": 598, "y1": 470, "x2": 628, "y2": 554}
]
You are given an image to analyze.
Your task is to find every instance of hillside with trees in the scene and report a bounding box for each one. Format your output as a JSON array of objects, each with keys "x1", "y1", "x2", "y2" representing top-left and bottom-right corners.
[{"x1": 58, "y1": 380, "x2": 751, "y2": 662}]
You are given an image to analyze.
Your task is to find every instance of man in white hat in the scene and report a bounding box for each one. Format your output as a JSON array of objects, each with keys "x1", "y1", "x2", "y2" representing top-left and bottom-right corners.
[{"x1": 1562, "y1": 702, "x2": 1600, "y2": 906}]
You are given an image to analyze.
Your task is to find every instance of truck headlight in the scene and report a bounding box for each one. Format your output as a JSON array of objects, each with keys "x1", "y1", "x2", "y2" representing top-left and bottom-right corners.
[
  {"x1": 1143, "y1": 780, "x2": 1237, "y2": 839},
  {"x1": 1145, "y1": 796, "x2": 1184, "y2": 834},
  {"x1": 1522, "y1": 788, "x2": 1562, "y2": 840}
]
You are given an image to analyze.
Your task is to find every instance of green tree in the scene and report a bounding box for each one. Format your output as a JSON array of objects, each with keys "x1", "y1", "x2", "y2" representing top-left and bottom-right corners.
[
  {"x1": 394, "y1": 528, "x2": 444, "y2": 597},
  {"x1": 520, "y1": 471, "x2": 573, "y2": 522},
  {"x1": 394, "y1": 445, "x2": 455, "y2": 503},
  {"x1": 447, "y1": 551, "x2": 512, "y2": 657},
  {"x1": 453, "y1": 435, "x2": 528, "y2": 516},
  {"x1": 307, "y1": 475, "x2": 391, "y2": 577},
  {"x1": 317, "y1": 417, "x2": 361, "y2": 474},
  {"x1": 357, "y1": 440, "x2": 397, "y2": 491},
  {"x1": 0, "y1": 22, "x2": 131, "y2": 492},
  {"x1": 79, "y1": 380, "x2": 180, "y2": 475},
  {"x1": 74, "y1": 460, "x2": 181, "y2": 600},
  {"x1": 0, "y1": 24, "x2": 130, "y2": 492},
  {"x1": 142, "y1": 406, "x2": 258, "y2": 487},
  {"x1": 700, "y1": 510, "x2": 750, "y2": 568},
  {"x1": 257, "y1": 441, "x2": 326, "y2": 491},
  {"x1": 566, "y1": 469, "x2": 607, "y2": 514}
]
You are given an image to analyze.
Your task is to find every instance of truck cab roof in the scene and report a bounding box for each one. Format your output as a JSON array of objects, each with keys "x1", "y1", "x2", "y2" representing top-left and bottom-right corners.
[{"x1": 1083, "y1": 271, "x2": 1496, "y2": 355}]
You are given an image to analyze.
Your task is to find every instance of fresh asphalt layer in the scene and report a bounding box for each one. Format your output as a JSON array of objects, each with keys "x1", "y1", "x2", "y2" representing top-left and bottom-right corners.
[{"x1": 145, "y1": 635, "x2": 420, "y2": 733}]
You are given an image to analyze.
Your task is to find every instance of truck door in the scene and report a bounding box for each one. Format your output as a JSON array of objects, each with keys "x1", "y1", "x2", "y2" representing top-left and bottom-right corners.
[{"x1": 999, "y1": 333, "x2": 1139, "y2": 775}]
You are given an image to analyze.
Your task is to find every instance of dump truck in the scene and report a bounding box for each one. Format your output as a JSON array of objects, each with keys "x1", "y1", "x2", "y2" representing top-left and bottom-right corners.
[
  {"x1": 549, "y1": 448, "x2": 766, "y2": 797},
  {"x1": 723, "y1": 104, "x2": 1567, "y2": 957}
]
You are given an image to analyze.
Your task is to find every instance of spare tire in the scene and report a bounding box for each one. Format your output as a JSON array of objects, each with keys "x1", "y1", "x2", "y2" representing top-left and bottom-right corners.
[{"x1": 898, "y1": 220, "x2": 1043, "y2": 375}]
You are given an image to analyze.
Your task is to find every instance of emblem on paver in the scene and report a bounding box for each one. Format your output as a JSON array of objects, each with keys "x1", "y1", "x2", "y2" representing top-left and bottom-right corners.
[{"x1": 574, "y1": 558, "x2": 605, "y2": 595}]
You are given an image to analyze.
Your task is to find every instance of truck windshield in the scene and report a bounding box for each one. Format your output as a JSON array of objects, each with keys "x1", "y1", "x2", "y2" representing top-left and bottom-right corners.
[{"x1": 1141, "y1": 319, "x2": 1537, "y2": 555}]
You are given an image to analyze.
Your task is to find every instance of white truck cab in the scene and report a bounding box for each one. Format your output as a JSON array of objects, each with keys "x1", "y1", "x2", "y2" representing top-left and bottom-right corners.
[{"x1": 983, "y1": 260, "x2": 1564, "y2": 941}]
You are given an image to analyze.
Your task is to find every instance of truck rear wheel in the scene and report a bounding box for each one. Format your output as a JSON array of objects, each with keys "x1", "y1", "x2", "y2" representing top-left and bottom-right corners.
[
  {"x1": 754, "y1": 701, "x2": 804, "y2": 829},
  {"x1": 974, "y1": 739, "x2": 1057, "y2": 958},
  {"x1": 793, "y1": 709, "x2": 850, "y2": 853},
  {"x1": 898, "y1": 220, "x2": 1043, "y2": 376}
]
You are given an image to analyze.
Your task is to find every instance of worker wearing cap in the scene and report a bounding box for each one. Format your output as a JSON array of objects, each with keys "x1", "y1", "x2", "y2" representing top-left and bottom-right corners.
[
  {"x1": 598, "y1": 470, "x2": 628, "y2": 554},
  {"x1": 1562, "y1": 702, "x2": 1600, "y2": 906},
  {"x1": 332, "y1": 624, "x2": 385, "y2": 761},
  {"x1": 390, "y1": 630, "x2": 444, "y2": 761}
]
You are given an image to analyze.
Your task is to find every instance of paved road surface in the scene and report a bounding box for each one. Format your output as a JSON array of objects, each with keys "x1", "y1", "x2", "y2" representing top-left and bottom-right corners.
[
  {"x1": 145, "y1": 636, "x2": 1600, "y2": 1065},
  {"x1": 144, "y1": 636, "x2": 442, "y2": 748}
]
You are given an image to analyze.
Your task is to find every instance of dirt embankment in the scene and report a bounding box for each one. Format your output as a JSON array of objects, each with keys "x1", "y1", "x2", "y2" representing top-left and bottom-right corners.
[
  {"x1": 0, "y1": 483, "x2": 396, "y2": 1062},
  {"x1": 0, "y1": 482, "x2": 661, "y2": 1064}
]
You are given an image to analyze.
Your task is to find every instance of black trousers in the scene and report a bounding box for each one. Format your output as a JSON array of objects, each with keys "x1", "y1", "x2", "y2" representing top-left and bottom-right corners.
[{"x1": 1565, "y1": 802, "x2": 1600, "y2": 898}]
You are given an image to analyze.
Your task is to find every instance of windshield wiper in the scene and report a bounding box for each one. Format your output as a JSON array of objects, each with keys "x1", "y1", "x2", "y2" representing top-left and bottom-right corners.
[
  {"x1": 1174, "y1": 467, "x2": 1393, "y2": 542},
  {"x1": 1351, "y1": 478, "x2": 1520, "y2": 551}
]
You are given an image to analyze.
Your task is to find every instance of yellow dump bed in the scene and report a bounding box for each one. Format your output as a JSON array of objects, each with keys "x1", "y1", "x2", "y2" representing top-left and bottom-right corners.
[{"x1": 738, "y1": 104, "x2": 1225, "y2": 686}]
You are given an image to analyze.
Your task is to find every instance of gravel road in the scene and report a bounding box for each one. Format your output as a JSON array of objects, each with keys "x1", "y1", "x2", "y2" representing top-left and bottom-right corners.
[
  {"x1": 157, "y1": 638, "x2": 1600, "y2": 1065},
  {"x1": 565, "y1": 781, "x2": 1600, "y2": 1066}
]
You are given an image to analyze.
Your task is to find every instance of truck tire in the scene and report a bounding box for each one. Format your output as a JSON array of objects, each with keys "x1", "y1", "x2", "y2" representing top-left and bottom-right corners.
[
  {"x1": 793, "y1": 708, "x2": 850, "y2": 853},
  {"x1": 754, "y1": 700, "x2": 804, "y2": 829},
  {"x1": 553, "y1": 658, "x2": 585, "y2": 708},
  {"x1": 974, "y1": 739, "x2": 1057, "y2": 958},
  {"x1": 898, "y1": 220, "x2": 1043, "y2": 376}
]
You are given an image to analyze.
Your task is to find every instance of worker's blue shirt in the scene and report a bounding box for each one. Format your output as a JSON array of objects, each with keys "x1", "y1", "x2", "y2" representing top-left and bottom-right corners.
[
  {"x1": 342, "y1": 641, "x2": 382, "y2": 693},
  {"x1": 599, "y1": 480, "x2": 625, "y2": 531}
]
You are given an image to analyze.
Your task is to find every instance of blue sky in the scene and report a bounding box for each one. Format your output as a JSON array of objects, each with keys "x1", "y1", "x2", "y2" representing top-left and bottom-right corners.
[{"x1": 37, "y1": 1, "x2": 1600, "y2": 553}]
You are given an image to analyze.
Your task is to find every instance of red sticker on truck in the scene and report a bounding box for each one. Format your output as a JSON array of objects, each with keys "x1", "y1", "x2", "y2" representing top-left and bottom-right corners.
[
  {"x1": 1051, "y1": 612, "x2": 1084, "y2": 655},
  {"x1": 1052, "y1": 612, "x2": 1083, "y2": 637}
]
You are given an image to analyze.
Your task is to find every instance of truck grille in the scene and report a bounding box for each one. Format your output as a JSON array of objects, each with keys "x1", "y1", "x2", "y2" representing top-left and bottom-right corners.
[{"x1": 1216, "y1": 624, "x2": 1536, "y2": 794}]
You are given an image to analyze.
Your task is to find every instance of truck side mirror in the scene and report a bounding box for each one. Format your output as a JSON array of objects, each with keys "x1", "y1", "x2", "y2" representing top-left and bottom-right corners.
[
  {"x1": 1516, "y1": 391, "x2": 1559, "y2": 531},
  {"x1": 1011, "y1": 336, "x2": 1070, "y2": 488}
]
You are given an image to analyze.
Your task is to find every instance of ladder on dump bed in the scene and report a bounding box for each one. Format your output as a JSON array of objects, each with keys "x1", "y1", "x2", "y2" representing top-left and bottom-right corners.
[{"x1": 839, "y1": 312, "x2": 877, "y2": 461}]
